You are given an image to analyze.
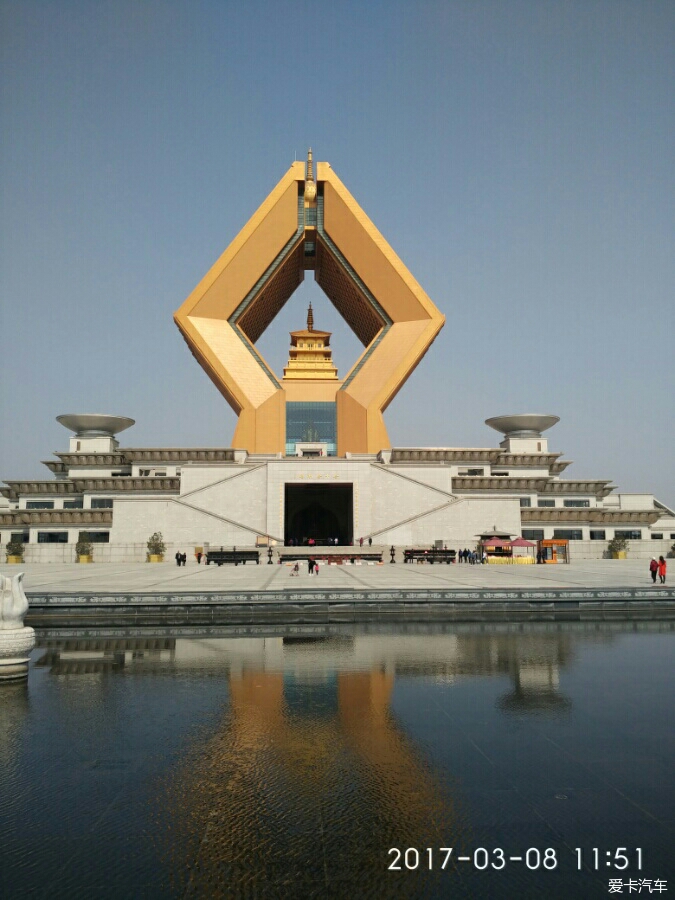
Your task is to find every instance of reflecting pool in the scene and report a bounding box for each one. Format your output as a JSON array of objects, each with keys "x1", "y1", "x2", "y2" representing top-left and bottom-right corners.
[{"x1": 1, "y1": 622, "x2": 673, "y2": 898}]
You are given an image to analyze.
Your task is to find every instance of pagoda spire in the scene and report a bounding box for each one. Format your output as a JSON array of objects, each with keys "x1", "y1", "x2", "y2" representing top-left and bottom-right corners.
[{"x1": 307, "y1": 302, "x2": 314, "y2": 332}]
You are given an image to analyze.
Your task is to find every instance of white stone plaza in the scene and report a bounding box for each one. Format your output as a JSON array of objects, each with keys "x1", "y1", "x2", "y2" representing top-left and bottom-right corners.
[{"x1": 12, "y1": 558, "x2": 673, "y2": 595}]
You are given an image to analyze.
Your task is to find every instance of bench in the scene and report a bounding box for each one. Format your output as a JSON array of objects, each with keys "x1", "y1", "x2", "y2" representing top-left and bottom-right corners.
[
  {"x1": 205, "y1": 550, "x2": 260, "y2": 566},
  {"x1": 404, "y1": 549, "x2": 456, "y2": 564}
]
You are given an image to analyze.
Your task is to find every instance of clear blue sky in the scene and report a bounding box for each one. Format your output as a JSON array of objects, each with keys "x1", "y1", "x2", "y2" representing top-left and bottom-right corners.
[{"x1": 1, "y1": 0, "x2": 673, "y2": 507}]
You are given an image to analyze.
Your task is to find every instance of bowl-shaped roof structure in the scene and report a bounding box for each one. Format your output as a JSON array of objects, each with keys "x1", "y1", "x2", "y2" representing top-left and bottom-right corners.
[
  {"x1": 56, "y1": 414, "x2": 135, "y2": 437},
  {"x1": 485, "y1": 414, "x2": 559, "y2": 437}
]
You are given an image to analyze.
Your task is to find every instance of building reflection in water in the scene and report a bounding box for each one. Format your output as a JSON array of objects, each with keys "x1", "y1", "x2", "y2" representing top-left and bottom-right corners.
[{"x1": 30, "y1": 627, "x2": 584, "y2": 889}]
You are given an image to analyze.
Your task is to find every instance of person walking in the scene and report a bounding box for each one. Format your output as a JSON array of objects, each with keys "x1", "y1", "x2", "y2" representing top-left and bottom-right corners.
[
  {"x1": 175, "y1": 551, "x2": 182, "y2": 567},
  {"x1": 368, "y1": 537, "x2": 372, "y2": 547},
  {"x1": 649, "y1": 557, "x2": 658, "y2": 584},
  {"x1": 658, "y1": 556, "x2": 667, "y2": 584}
]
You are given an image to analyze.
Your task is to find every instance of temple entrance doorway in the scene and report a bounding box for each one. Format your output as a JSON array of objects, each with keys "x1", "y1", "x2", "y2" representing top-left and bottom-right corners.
[{"x1": 284, "y1": 484, "x2": 353, "y2": 546}]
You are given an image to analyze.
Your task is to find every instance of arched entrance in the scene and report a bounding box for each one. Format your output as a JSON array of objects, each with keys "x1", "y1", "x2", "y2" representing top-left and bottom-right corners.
[{"x1": 284, "y1": 484, "x2": 353, "y2": 545}]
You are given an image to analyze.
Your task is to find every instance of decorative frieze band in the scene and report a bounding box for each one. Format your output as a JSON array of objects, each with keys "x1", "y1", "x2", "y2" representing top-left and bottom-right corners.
[
  {"x1": 452, "y1": 476, "x2": 613, "y2": 496},
  {"x1": 70, "y1": 477, "x2": 180, "y2": 493},
  {"x1": 389, "y1": 448, "x2": 571, "y2": 471},
  {"x1": 452, "y1": 476, "x2": 549, "y2": 491},
  {"x1": 521, "y1": 508, "x2": 659, "y2": 524},
  {"x1": 0, "y1": 509, "x2": 113, "y2": 527},
  {"x1": 2, "y1": 477, "x2": 181, "y2": 501},
  {"x1": 540, "y1": 480, "x2": 613, "y2": 497},
  {"x1": 54, "y1": 448, "x2": 236, "y2": 467}
]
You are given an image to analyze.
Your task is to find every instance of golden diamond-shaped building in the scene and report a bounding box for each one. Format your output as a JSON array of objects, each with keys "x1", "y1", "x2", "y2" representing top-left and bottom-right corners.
[{"x1": 174, "y1": 151, "x2": 445, "y2": 456}]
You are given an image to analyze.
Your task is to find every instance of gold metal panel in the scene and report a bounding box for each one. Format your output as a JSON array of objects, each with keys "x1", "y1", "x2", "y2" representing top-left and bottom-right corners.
[
  {"x1": 177, "y1": 166, "x2": 303, "y2": 322},
  {"x1": 341, "y1": 320, "x2": 430, "y2": 408},
  {"x1": 189, "y1": 316, "x2": 277, "y2": 408}
]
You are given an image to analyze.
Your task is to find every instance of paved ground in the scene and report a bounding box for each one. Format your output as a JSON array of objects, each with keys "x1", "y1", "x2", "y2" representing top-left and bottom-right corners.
[{"x1": 3, "y1": 558, "x2": 670, "y2": 594}]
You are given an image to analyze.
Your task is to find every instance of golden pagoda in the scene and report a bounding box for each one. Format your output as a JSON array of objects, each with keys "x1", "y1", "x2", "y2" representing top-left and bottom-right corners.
[{"x1": 282, "y1": 303, "x2": 338, "y2": 381}]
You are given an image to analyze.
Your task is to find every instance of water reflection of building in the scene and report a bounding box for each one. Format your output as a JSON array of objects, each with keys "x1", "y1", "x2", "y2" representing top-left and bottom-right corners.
[
  {"x1": 33, "y1": 629, "x2": 585, "y2": 889},
  {"x1": 36, "y1": 629, "x2": 576, "y2": 711}
]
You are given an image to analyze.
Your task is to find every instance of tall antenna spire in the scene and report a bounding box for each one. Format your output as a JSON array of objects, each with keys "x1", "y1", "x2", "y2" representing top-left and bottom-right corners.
[
  {"x1": 307, "y1": 301, "x2": 314, "y2": 332},
  {"x1": 305, "y1": 147, "x2": 317, "y2": 202}
]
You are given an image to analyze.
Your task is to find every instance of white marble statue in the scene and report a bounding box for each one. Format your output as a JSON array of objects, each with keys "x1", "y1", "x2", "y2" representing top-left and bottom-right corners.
[
  {"x1": 1, "y1": 572, "x2": 29, "y2": 630},
  {"x1": 0, "y1": 572, "x2": 35, "y2": 680}
]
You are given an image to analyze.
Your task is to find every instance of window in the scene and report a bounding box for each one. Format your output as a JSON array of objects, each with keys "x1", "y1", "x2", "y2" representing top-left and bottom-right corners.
[
  {"x1": 91, "y1": 498, "x2": 113, "y2": 509},
  {"x1": 26, "y1": 500, "x2": 54, "y2": 510},
  {"x1": 64, "y1": 499, "x2": 83, "y2": 509},
  {"x1": 492, "y1": 471, "x2": 509, "y2": 477},
  {"x1": 522, "y1": 529, "x2": 544, "y2": 541},
  {"x1": 154, "y1": 471, "x2": 166, "y2": 477},
  {"x1": 590, "y1": 530, "x2": 606, "y2": 540},
  {"x1": 538, "y1": 499, "x2": 555, "y2": 507},
  {"x1": 563, "y1": 499, "x2": 590, "y2": 508},
  {"x1": 37, "y1": 532, "x2": 68, "y2": 543},
  {"x1": 458, "y1": 468, "x2": 484, "y2": 476},
  {"x1": 651, "y1": 533, "x2": 663, "y2": 540},
  {"x1": 286, "y1": 402, "x2": 337, "y2": 457},
  {"x1": 139, "y1": 469, "x2": 151, "y2": 476},
  {"x1": 553, "y1": 529, "x2": 583, "y2": 540},
  {"x1": 79, "y1": 531, "x2": 109, "y2": 543},
  {"x1": 614, "y1": 530, "x2": 642, "y2": 541},
  {"x1": 11, "y1": 532, "x2": 29, "y2": 543},
  {"x1": 519, "y1": 498, "x2": 532, "y2": 507},
  {"x1": 671, "y1": 534, "x2": 675, "y2": 540}
]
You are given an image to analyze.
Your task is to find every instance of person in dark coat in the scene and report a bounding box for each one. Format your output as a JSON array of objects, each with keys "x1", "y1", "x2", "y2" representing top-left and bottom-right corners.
[{"x1": 175, "y1": 551, "x2": 182, "y2": 567}]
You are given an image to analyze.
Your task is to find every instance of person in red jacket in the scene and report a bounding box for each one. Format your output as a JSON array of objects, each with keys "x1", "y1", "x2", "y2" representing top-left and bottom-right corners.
[
  {"x1": 649, "y1": 557, "x2": 658, "y2": 583},
  {"x1": 657, "y1": 556, "x2": 667, "y2": 584}
]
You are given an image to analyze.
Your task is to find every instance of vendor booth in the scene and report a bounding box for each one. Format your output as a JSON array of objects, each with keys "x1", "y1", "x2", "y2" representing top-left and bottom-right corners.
[
  {"x1": 511, "y1": 536, "x2": 536, "y2": 564},
  {"x1": 538, "y1": 539, "x2": 570, "y2": 564},
  {"x1": 482, "y1": 537, "x2": 512, "y2": 562}
]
